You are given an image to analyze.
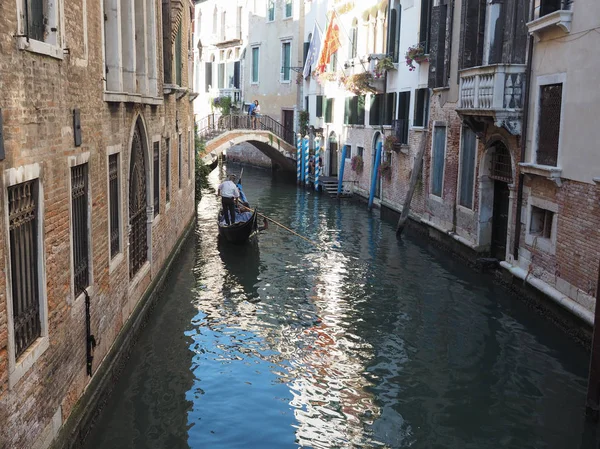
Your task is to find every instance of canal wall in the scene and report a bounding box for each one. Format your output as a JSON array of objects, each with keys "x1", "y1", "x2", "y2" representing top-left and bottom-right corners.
[
  {"x1": 225, "y1": 142, "x2": 272, "y2": 168},
  {"x1": 49, "y1": 217, "x2": 196, "y2": 449}
]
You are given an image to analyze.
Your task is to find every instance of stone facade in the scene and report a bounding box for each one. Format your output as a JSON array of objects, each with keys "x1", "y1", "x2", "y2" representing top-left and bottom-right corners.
[
  {"x1": 0, "y1": 0, "x2": 195, "y2": 448},
  {"x1": 226, "y1": 142, "x2": 272, "y2": 168}
]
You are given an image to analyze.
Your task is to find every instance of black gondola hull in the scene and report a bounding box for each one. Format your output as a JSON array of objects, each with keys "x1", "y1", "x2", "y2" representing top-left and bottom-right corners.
[{"x1": 217, "y1": 210, "x2": 258, "y2": 244}]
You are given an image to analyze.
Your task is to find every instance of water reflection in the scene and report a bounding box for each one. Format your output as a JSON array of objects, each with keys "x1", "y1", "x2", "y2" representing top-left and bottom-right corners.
[{"x1": 85, "y1": 165, "x2": 595, "y2": 449}]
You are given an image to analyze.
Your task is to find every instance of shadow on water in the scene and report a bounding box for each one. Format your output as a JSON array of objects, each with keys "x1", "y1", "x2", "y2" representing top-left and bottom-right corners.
[{"x1": 84, "y1": 164, "x2": 600, "y2": 449}]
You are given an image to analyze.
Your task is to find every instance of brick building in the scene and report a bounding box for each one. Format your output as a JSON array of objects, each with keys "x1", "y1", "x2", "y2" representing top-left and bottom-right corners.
[{"x1": 0, "y1": 0, "x2": 196, "y2": 447}]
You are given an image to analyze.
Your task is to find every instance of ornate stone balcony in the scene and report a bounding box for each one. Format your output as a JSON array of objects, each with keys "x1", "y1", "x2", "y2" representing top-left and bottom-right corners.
[{"x1": 458, "y1": 64, "x2": 526, "y2": 135}]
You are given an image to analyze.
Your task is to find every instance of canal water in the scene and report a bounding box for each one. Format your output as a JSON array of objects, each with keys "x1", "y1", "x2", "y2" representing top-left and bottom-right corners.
[{"x1": 85, "y1": 165, "x2": 597, "y2": 449}]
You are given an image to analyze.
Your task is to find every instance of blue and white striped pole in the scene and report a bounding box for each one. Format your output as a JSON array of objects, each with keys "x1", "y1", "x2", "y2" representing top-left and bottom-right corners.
[
  {"x1": 337, "y1": 144, "x2": 348, "y2": 196},
  {"x1": 314, "y1": 137, "x2": 321, "y2": 192},
  {"x1": 368, "y1": 141, "x2": 383, "y2": 210},
  {"x1": 303, "y1": 136, "x2": 310, "y2": 187},
  {"x1": 296, "y1": 134, "x2": 302, "y2": 184}
]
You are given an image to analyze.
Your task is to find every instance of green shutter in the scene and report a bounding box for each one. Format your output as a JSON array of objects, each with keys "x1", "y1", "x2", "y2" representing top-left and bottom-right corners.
[{"x1": 358, "y1": 95, "x2": 366, "y2": 125}]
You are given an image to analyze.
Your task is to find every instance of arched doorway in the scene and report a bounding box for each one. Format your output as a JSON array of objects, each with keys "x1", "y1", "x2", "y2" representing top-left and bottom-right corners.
[
  {"x1": 480, "y1": 140, "x2": 513, "y2": 260},
  {"x1": 129, "y1": 118, "x2": 148, "y2": 278},
  {"x1": 372, "y1": 132, "x2": 383, "y2": 198},
  {"x1": 329, "y1": 132, "x2": 338, "y2": 177}
]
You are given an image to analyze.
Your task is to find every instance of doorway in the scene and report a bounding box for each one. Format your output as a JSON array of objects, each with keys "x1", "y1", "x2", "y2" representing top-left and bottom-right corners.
[
  {"x1": 282, "y1": 110, "x2": 294, "y2": 143},
  {"x1": 491, "y1": 181, "x2": 509, "y2": 260},
  {"x1": 329, "y1": 133, "x2": 338, "y2": 177}
]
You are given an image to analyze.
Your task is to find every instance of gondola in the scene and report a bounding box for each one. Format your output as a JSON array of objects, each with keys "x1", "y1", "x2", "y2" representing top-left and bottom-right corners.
[{"x1": 217, "y1": 207, "x2": 258, "y2": 244}]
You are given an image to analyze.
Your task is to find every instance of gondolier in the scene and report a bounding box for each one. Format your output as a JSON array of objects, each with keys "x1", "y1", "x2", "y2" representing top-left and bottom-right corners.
[{"x1": 218, "y1": 174, "x2": 240, "y2": 226}]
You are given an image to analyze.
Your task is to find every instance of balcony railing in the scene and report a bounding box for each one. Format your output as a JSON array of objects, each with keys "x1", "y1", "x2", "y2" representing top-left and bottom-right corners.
[
  {"x1": 459, "y1": 64, "x2": 526, "y2": 112},
  {"x1": 219, "y1": 88, "x2": 241, "y2": 104}
]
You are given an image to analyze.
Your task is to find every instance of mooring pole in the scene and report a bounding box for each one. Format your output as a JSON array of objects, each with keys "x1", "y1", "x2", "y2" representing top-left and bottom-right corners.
[
  {"x1": 337, "y1": 144, "x2": 348, "y2": 197},
  {"x1": 586, "y1": 259, "x2": 600, "y2": 421},
  {"x1": 303, "y1": 136, "x2": 310, "y2": 187},
  {"x1": 314, "y1": 137, "x2": 321, "y2": 192},
  {"x1": 296, "y1": 134, "x2": 302, "y2": 184},
  {"x1": 368, "y1": 141, "x2": 382, "y2": 210}
]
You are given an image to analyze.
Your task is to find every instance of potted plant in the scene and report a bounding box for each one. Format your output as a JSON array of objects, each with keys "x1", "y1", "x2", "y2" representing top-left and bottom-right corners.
[
  {"x1": 378, "y1": 160, "x2": 392, "y2": 181},
  {"x1": 384, "y1": 135, "x2": 400, "y2": 152},
  {"x1": 375, "y1": 56, "x2": 396, "y2": 77},
  {"x1": 342, "y1": 72, "x2": 376, "y2": 95},
  {"x1": 351, "y1": 155, "x2": 364, "y2": 174},
  {"x1": 405, "y1": 44, "x2": 428, "y2": 71},
  {"x1": 212, "y1": 96, "x2": 232, "y2": 115},
  {"x1": 299, "y1": 110, "x2": 309, "y2": 136},
  {"x1": 296, "y1": 72, "x2": 304, "y2": 85}
]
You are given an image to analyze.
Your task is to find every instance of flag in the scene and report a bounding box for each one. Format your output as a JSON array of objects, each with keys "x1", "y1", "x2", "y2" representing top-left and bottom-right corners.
[
  {"x1": 302, "y1": 23, "x2": 322, "y2": 79},
  {"x1": 315, "y1": 11, "x2": 341, "y2": 75}
]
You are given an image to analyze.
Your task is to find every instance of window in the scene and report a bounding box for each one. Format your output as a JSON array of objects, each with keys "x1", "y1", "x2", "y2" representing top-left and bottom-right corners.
[
  {"x1": 17, "y1": 0, "x2": 62, "y2": 58},
  {"x1": 129, "y1": 120, "x2": 148, "y2": 279},
  {"x1": 189, "y1": 131, "x2": 193, "y2": 179},
  {"x1": 346, "y1": 145, "x2": 352, "y2": 159},
  {"x1": 251, "y1": 47, "x2": 260, "y2": 83},
  {"x1": 536, "y1": 83, "x2": 562, "y2": 167},
  {"x1": 370, "y1": 93, "x2": 396, "y2": 126},
  {"x1": 165, "y1": 138, "x2": 171, "y2": 203},
  {"x1": 394, "y1": 91, "x2": 410, "y2": 144},
  {"x1": 267, "y1": 0, "x2": 275, "y2": 21},
  {"x1": 305, "y1": 96, "x2": 309, "y2": 114},
  {"x1": 303, "y1": 38, "x2": 311, "y2": 66},
  {"x1": 431, "y1": 125, "x2": 446, "y2": 197},
  {"x1": 419, "y1": 0, "x2": 433, "y2": 53},
  {"x1": 430, "y1": 1, "x2": 449, "y2": 85},
  {"x1": 178, "y1": 134, "x2": 183, "y2": 189},
  {"x1": 281, "y1": 41, "x2": 291, "y2": 82},
  {"x1": 8, "y1": 179, "x2": 41, "y2": 358},
  {"x1": 175, "y1": 24, "x2": 183, "y2": 86},
  {"x1": 105, "y1": 0, "x2": 158, "y2": 96},
  {"x1": 344, "y1": 96, "x2": 366, "y2": 126},
  {"x1": 358, "y1": 146, "x2": 364, "y2": 158},
  {"x1": 330, "y1": 51, "x2": 338, "y2": 72},
  {"x1": 205, "y1": 62, "x2": 213, "y2": 91},
  {"x1": 536, "y1": 0, "x2": 571, "y2": 20},
  {"x1": 218, "y1": 63, "x2": 225, "y2": 89},
  {"x1": 71, "y1": 163, "x2": 90, "y2": 291},
  {"x1": 414, "y1": 88, "x2": 430, "y2": 127},
  {"x1": 459, "y1": 127, "x2": 477, "y2": 209},
  {"x1": 459, "y1": 0, "x2": 485, "y2": 69},
  {"x1": 285, "y1": 0, "x2": 293, "y2": 18},
  {"x1": 324, "y1": 98, "x2": 335, "y2": 124},
  {"x1": 387, "y1": 6, "x2": 401, "y2": 62},
  {"x1": 213, "y1": 6, "x2": 218, "y2": 34},
  {"x1": 349, "y1": 19, "x2": 358, "y2": 59},
  {"x1": 529, "y1": 206, "x2": 554, "y2": 239},
  {"x1": 153, "y1": 143, "x2": 160, "y2": 217},
  {"x1": 221, "y1": 11, "x2": 226, "y2": 40},
  {"x1": 108, "y1": 154, "x2": 121, "y2": 257},
  {"x1": 316, "y1": 95, "x2": 323, "y2": 118}
]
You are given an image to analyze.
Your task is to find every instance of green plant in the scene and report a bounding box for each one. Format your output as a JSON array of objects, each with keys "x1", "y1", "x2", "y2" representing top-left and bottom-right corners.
[
  {"x1": 212, "y1": 96, "x2": 232, "y2": 115},
  {"x1": 194, "y1": 128, "x2": 210, "y2": 202},
  {"x1": 405, "y1": 44, "x2": 428, "y2": 71},
  {"x1": 375, "y1": 56, "x2": 395, "y2": 77},
  {"x1": 384, "y1": 135, "x2": 399, "y2": 152},
  {"x1": 341, "y1": 72, "x2": 376, "y2": 95},
  {"x1": 351, "y1": 155, "x2": 364, "y2": 173},
  {"x1": 299, "y1": 110, "x2": 310, "y2": 136},
  {"x1": 378, "y1": 160, "x2": 392, "y2": 180}
]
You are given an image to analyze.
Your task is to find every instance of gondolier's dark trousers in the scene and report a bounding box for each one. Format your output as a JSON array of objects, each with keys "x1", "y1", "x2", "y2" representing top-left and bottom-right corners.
[{"x1": 222, "y1": 196, "x2": 236, "y2": 225}]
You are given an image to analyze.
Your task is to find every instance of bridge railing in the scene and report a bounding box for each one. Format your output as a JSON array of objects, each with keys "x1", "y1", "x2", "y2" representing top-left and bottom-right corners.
[{"x1": 196, "y1": 113, "x2": 296, "y2": 147}]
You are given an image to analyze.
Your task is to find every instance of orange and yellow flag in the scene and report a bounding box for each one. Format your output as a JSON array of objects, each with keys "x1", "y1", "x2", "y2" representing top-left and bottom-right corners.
[{"x1": 315, "y1": 11, "x2": 341, "y2": 75}]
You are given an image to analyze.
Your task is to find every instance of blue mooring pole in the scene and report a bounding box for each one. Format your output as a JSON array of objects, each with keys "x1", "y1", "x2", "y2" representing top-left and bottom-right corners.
[
  {"x1": 303, "y1": 137, "x2": 310, "y2": 187},
  {"x1": 301, "y1": 137, "x2": 307, "y2": 183},
  {"x1": 314, "y1": 137, "x2": 321, "y2": 192},
  {"x1": 368, "y1": 141, "x2": 383, "y2": 210},
  {"x1": 337, "y1": 144, "x2": 348, "y2": 196},
  {"x1": 296, "y1": 134, "x2": 301, "y2": 184}
]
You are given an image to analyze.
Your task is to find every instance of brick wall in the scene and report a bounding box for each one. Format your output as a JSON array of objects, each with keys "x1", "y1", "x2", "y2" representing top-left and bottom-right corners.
[{"x1": 0, "y1": 1, "x2": 196, "y2": 448}]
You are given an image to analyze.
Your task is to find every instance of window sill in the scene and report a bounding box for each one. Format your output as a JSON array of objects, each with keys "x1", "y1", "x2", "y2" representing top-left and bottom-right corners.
[
  {"x1": 429, "y1": 193, "x2": 444, "y2": 203},
  {"x1": 280, "y1": 80, "x2": 292, "y2": 84},
  {"x1": 17, "y1": 37, "x2": 64, "y2": 60},
  {"x1": 527, "y1": 10, "x2": 573, "y2": 37},
  {"x1": 525, "y1": 233, "x2": 556, "y2": 255},
  {"x1": 519, "y1": 162, "x2": 562, "y2": 186},
  {"x1": 104, "y1": 92, "x2": 163, "y2": 105},
  {"x1": 9, "y1": 336, "x2": 50, "y2": 389},
  {"x1": 152, "y1": 213, "x2": 161, "y2": 227},
  {"x1": 109, "y1": 252, "x2": 124, "y2": 275},
  {"x1": 411, "y1": 126, "x2": 427, "y2": 132}
]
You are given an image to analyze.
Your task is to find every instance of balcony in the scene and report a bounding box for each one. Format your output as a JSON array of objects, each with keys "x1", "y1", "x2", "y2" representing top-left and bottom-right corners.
[
  {"x1": 458, "y1": 64, "x2": 526, "y2": 135},
  {"x1": 342, "y1": 54, "x2": 388, "y2": 93},
  {"x1": 219, "y1": 88, "x2": 241, "y2": 105}
]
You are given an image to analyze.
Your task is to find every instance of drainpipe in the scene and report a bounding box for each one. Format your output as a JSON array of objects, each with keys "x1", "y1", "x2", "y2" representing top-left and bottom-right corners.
[{"x1": 512, "y1": 4, "x2": 535, "y2": 260}]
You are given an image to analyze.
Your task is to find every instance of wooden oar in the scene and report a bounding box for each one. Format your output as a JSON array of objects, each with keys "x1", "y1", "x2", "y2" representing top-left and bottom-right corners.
[{"x1": 239, "y1": 205, "x2": 318, "y2": 246}]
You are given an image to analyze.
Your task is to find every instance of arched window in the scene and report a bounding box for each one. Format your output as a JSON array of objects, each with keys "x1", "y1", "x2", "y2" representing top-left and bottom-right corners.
[{"x1": 129, "y1": 118, "x2": 148, "y2": 278}]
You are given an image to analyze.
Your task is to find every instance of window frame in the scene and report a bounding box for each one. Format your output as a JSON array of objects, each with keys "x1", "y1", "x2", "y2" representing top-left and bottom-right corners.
[
  {"x1": 165, "y1": 137, "x2": 171, "y2": 206},
  {"x1": 107, "y1": 145, "x2": 124, "y2": 270},
  {"x1": 69, "y1": 159, "x2": 92, "y2": 296},
  {"x1": 3, "y1": 163, "x2": 49, "y2": 389},
  {"x1": 457, "y1": 126, "x2": 477, "y2": 210},
  {"x1": 532, "y1": 73, "x2": 566, "y2": 168},
  {"x1": 251, "y1": 46, "x2": 260, "y2": 84},
  {"x1": 152, "y1": 138, "x2": 161, "y2": 219},
  {"x1": 413, "y1": 88, "x2": 430, "y2": 128},
  {"x1": 16, "y1": 0, "x2": 65, "y2": 59},
  {"x1": 525, "y1": 197, "x2": 558, "y2": 254},
  {"x1": 430, "y1": 124, "x2": 447, "y2": 198},
  {"x1": 281, "y1": 40, "x2": 292, "y2": 83},
  {"x1": 284, "y1": 0, "x2": 293, "y2": 19},
  {"x1": 267, "y1": 0, "x2": 275, "y2": 22}
]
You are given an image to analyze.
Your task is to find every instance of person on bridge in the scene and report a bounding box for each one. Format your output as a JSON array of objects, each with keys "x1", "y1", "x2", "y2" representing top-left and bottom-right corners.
[
  {"x1": 247, "y1": 101, "x2": 256, "y2": 129},
  {"x1": 218, "y1": 174, "x2": 240, "y2": 226},
  {"x1": 251, "y1": 100, "x2": 260, "y2": 129}
]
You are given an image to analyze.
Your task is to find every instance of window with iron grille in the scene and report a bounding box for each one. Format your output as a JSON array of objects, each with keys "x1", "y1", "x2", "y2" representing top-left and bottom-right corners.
[
  {"x1": 178, "y1": 134, "x2": 183, "y2": 189},
  {"x1": 490, "y1": 143, "x2": 513, "y2": 182},
  {"x1": 153, "y1": 143, "x2": 160, "y2": 217},
  {"x1": 165, "y1": 138, "x2": 171, "y2": 203},
  {"x1": 536, "y1": 83, "x2": 562, "y2": 167},
  {"x1": 109, "y1": 154, "x2": 120, "y2": 258},
  {"x1": 8, "y1": 179, "x2": 41, "y2": 359},
  {"x1": 129, "y1": 122, "x2": 148, "y2": 278},
  {"x1": 71, "y1": 163, "x2": 90, "y2": 292}
]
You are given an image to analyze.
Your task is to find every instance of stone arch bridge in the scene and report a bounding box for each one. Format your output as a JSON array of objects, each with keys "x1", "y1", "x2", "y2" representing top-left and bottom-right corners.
[{"x1": 198, "y1": 114, "x2": 297, "y2": 171}]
